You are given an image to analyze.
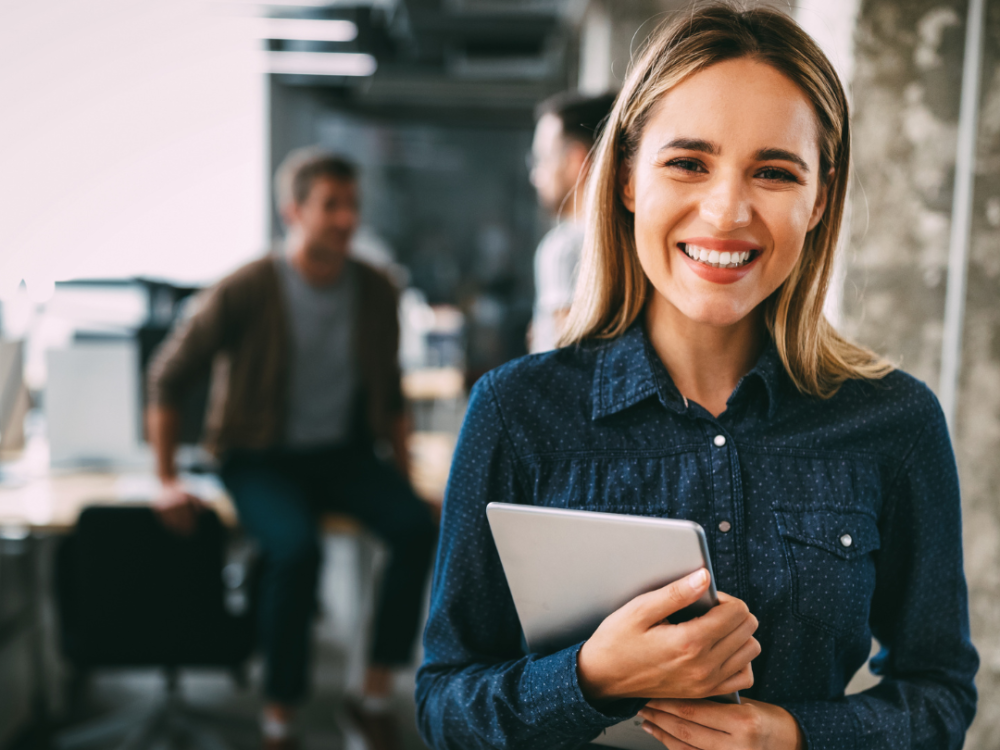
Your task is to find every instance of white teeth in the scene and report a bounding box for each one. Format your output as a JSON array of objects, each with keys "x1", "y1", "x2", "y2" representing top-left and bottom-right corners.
[{"x1": 682, "y1": 243, "x2": 754, "y2": 269}]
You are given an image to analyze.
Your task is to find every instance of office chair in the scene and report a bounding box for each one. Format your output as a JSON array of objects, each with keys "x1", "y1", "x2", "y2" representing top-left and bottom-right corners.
[{"x1": 54, "y1": 506, "x2": 256, "y2": 750}]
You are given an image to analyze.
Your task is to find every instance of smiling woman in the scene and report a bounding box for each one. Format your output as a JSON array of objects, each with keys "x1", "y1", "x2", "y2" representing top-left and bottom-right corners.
[
  {"x1": 562, "y1": 10, "x2": 891, "y2": 402},
  {"x1": 416, "y1": 5, "x2": 978, "y2": 750}
]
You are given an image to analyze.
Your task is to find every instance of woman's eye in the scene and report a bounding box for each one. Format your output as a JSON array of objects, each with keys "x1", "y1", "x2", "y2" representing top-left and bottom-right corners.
[
  {"x1": 757, "y1": 167, "x2": 799, "y2": 183},
  {"x1": 664, "y1": 158, "x2": 706, "y2": 173}
]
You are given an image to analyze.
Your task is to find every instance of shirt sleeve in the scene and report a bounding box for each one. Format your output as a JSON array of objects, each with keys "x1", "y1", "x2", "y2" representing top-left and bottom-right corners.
[
  {"x1": 383, "y1": 282, "x2": 404, "y2": 417},
  {"x1": 552, "y1": 228, "x2": 582, "y2": 311},
  {"x1": 415, "y1": 373, "x2": 644, "y2": 750},
  {"x1": 779, "y1": 393, "x2": 979, "y2": 750},
  {"x1": 147, "y1": 283, "x2": 233, "y2": 409}
]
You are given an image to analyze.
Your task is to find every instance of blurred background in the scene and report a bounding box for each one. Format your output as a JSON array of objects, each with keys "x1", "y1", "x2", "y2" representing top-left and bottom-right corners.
[{"x1": 0, "y1": 0, "x2": 999, "y2": 748}]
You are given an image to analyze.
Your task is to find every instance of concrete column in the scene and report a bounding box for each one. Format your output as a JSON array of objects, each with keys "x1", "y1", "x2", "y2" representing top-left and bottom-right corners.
[
  {"x1": 955, "y1": 1, "x2": 1000, "y2": 745},
  {"x1": 577, "y1": 0, "x2": 677, "y2": 94},
  {"x1": 843, "y1": 0, "x2": 1000, "y2": 744},
  {"x1": 576, "y1": 0, "x2": 820, "y2": 94}
]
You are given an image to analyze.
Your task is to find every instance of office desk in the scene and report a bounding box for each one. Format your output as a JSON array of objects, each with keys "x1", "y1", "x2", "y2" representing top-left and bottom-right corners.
[
  {"x1": 0, "y1": 431, "x2": 454, "y2": 533},
  {"x1": 0, "y1": 472, "x2": 236, "y2": 534}
]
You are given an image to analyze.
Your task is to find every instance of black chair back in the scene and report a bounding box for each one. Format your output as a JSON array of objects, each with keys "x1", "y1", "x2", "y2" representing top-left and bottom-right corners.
[{"x1": 56, "y1": 506, "x2": 254, "y2": 669}]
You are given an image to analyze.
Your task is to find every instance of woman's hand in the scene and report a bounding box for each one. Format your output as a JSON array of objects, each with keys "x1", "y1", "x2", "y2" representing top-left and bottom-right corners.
[
  {"x1": 639, "y1": 698, "x2": 804, "y2": 750},
  {"x1": 577, "y1": 569, "x2": 760, "y2": 702}
]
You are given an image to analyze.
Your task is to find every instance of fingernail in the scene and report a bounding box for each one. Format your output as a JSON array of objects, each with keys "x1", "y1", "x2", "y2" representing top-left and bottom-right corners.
[
  {"x1": 688, "y1": 568, "x2": 709, "y2": 590},
  {"x1": 642, "y1": 724, "x2": 653, "y2": 735}
]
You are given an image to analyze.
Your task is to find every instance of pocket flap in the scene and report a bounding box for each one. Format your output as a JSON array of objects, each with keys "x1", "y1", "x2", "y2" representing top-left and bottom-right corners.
[{"x1": 774, "y1": 509, "x2": 880, "y2": 559}]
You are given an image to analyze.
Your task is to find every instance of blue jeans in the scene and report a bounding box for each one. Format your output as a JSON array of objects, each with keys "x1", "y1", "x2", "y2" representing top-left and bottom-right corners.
[{"x1": 221, "y1": 443, "x2": 436, "y2": 705}]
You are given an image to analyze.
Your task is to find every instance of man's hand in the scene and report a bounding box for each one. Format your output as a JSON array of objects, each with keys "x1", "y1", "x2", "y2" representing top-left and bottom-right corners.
[
  {"x1": 577, "y1": 569, "x2": 760, "y2": 702},
  {"x1": 153, "y1": 479, "x2": 206, "y2": 535},
  {"x1": 639, "y1": 698, "x2": 805, "y2": 750}
]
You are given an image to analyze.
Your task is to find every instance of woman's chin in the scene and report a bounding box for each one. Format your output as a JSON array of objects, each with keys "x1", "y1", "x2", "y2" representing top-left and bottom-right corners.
[
  {"x1": 688, "y1": 310, "x2": 753, "y2": 329},
  {"x1": 654, "y1": 293, "x2": 758, "y2": 330}
]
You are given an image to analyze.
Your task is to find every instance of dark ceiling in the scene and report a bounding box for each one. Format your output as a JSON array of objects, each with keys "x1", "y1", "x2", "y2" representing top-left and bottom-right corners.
[{"x1": 266, "y1": 0, "x2": 577, "y2": 111}]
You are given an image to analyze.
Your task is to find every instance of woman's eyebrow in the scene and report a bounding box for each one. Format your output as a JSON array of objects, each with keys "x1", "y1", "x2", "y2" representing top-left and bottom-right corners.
[
  {"x1": 658, "y1": 137, "x2": 719, "y2": 155},
  {"x1": 755, "y1": 147, "x2": 810, "y2": 173}
]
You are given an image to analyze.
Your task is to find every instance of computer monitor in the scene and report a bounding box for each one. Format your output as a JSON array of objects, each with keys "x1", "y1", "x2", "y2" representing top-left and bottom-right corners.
[{"x1": 0, "y1": 339, "x2": 25, "y2": 451}]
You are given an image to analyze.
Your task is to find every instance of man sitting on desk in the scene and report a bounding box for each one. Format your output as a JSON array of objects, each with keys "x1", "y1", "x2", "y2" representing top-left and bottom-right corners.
[{"x1": 147, "y1": 148, "x2": 436, "y2": 750}]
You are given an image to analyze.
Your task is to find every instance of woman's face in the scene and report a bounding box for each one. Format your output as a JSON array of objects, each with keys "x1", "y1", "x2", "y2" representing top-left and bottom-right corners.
[{"x1": 621, "y1": 57, "x2": 829, "y2": 329}]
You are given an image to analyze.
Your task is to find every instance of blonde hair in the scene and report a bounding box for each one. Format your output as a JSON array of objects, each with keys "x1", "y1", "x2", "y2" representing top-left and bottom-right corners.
[{"x1": 560, "y1": 2, "x2": 892, "y2": 398}]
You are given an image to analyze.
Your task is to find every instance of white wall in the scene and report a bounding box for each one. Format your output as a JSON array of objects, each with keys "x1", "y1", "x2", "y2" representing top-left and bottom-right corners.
[{"x1": 0, "y1": 0, "x2": 267, "y2": 293}]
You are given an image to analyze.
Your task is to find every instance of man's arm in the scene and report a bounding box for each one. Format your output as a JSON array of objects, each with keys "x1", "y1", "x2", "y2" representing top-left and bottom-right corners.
[
  {"x1": 146, "y1": 278, "x2": 241, "y2": 533},
  {"x1": 147, "y1": 404, "x2": 205, "y2": 534},
  {"x1": 148, "y1": 404, "x2": 181, "y2": 483}
]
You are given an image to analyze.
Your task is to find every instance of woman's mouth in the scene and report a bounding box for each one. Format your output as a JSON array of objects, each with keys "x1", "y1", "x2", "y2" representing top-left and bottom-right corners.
[{"x1": 679, "y1": 242, "x2": 758, "y2": 269}]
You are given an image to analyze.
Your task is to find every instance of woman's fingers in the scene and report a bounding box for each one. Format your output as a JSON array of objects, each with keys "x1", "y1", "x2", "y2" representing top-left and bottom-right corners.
[
  {"x1": 719, "y1": 634, "x2": 761, "y2": 675},
  {"x1": 713, "y1": 662, "x2": 755, "y2": 695},
  {"x1": 646, "y1": 698, "x2": 732, "y2": 725},
  {"x1": 629, "y1": 569, "x2": 711, "y2": 627},
  {"x1": 641, "y1": 705, "x2": 725, "y2": 749},
  {"x1": 644, "y1": 697, "x2": 801, "y2": 749},
  {"x1": 669, "y1": 594, "x2": 755, "y2": 656},
  {"x1": 642, "y1": 720, "x2": 700, "y2": 750},
  {"x1": 710, "y1": 608, "x2": 759, "y2": 658}
]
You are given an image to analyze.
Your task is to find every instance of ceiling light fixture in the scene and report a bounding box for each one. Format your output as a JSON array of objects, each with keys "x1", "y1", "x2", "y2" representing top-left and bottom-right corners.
[
  {"x1": 255, "y1": 18, "x2": 358, "y2": 42},
  {"x1": 264, "y1": 51, "x2": 377, "y2": 76}
]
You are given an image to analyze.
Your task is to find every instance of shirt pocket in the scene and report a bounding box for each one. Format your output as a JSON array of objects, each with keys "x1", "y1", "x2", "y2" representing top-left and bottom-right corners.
[{"x1": 773, "y1": 508, "x2": 881, "y2": 639}]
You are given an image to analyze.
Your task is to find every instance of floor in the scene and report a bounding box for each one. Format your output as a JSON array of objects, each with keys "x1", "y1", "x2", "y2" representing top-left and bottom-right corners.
[{"x1": 57, "y1": 648, "x2": 429, "y2": 750}]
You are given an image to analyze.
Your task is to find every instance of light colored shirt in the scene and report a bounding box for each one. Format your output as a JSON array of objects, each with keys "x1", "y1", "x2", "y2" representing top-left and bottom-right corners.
[
  {"x1": 276, "y1": 255, "x2": 358, "y2": 447},
  {"x1": 530, "y1": 221, "x2": 584, "y2": 353}
]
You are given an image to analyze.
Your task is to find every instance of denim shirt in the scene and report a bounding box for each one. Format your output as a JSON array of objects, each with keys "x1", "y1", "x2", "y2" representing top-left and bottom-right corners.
[{"x1": 415, "y1": 322, "x2": 978, "y2": 750}]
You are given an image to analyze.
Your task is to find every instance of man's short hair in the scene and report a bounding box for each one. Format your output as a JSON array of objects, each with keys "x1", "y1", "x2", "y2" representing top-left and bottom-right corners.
[
  {"x1": 534, "y1": 91, "x2": 617, "y2": 148},
  {"x1": 275, "y1": 147, "x2": 358, "y2": 208}
]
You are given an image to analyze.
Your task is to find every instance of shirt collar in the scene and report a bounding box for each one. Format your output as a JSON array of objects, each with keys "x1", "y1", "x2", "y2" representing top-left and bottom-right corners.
[
  {"x1": 590, "y1": 320, "x2": 684, "y2": 419},
  {"x1": 591, "y1": 320, "x2": 784, "y2": 421},
  {"x1": 740, "y1": 338, "x2": 783, "y2": 420}
]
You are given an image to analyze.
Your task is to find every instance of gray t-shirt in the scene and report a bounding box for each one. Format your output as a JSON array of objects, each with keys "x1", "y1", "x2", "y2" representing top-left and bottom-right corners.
[{"x1": 276, "y1": 255, "x2": 358, "y2": 447}]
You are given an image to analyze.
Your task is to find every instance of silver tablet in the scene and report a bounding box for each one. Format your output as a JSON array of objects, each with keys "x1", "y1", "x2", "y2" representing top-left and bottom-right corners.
[{"x1": 485, "y1": 502, "x2": 738, "y2": 750}]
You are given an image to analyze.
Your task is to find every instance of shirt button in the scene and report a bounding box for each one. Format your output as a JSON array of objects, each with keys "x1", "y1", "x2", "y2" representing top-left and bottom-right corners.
[
  {"x1": 839, "y1": 533, "x2": 853, "y2": 548},
  {"x1": 718, "y1": 520, "x2": 732, "y2": 533},
  {"x1": 713, "y1": 434, "x2": 726, "y2": 447}
]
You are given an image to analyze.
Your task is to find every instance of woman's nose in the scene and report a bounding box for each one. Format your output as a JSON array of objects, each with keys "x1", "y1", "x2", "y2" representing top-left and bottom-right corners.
[{"x1": 698, "y1": 176, "x2": 752, "y2": 231}]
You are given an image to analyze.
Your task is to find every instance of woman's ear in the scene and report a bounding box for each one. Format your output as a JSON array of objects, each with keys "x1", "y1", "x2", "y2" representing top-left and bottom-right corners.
[
  {"x1": 808, "y1": 168, "x2": 834, "y2": 231},
  {"x1": 619, "y1": 161, "x2": 636, "y2": 213}
]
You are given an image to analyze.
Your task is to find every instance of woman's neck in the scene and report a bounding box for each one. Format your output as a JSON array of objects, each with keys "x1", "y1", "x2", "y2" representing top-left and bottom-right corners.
[{"x1": 645, "y1": 293, "x2": 765, "y2": 418}]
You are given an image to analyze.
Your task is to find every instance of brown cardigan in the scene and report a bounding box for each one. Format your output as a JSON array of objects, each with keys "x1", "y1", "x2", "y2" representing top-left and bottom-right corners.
[{"x1": 147, "y1": 256, "x2": 404, "y2": 456}]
